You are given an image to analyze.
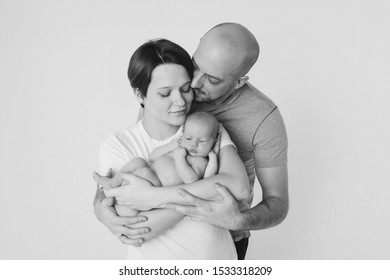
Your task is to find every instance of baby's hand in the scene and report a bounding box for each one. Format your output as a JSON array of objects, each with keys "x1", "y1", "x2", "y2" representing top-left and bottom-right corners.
[
  {"x1": 173, "y1": 147, "x2": 187, "y2": 158},
  {"x1": 170, "y1": 136, "x2": 182, "y2": 150}
]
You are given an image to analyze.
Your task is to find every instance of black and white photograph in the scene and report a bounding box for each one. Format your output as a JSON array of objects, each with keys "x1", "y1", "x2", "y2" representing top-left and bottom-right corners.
[{"x1": 1, "y1": 0, "x2": 389, "y2": 271}]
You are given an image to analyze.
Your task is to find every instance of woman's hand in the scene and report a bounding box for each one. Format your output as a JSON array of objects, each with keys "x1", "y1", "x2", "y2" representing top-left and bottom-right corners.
[
  {"x1": 104, "y1": 174, "x2": 157, "y2": 210},
  {"x1": 93, "y1": 187, "x2": 150, "y2": 246}
]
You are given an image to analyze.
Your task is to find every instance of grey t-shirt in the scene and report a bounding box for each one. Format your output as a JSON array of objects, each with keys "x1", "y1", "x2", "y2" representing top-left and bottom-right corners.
[{"x1": 193, "y1": 82, "x2": 288, "y2": 241}]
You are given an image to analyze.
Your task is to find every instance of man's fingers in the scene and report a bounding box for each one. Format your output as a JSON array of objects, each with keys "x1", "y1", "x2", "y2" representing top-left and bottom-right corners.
[
  {"x1": 214, "y1": 183, "x2": 235, "y2": 202},
  {"x1": 177, "y1": 189, "x2": 210, "y2": 208},
  {"x1": 164, "y1": 203, "x2": 200, "y2": 216}
]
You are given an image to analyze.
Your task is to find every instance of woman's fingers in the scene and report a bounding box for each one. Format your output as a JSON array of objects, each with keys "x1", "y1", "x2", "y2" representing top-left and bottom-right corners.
[
  {"x1": 113, "y1": 215, "x2": 148, "y2": 226},
  {"x1": 122, "y1": 225, "x2": 150, "y2": 237},
  {"x1": 119, "y1": 235, "x2": 144, "y2": 247}
]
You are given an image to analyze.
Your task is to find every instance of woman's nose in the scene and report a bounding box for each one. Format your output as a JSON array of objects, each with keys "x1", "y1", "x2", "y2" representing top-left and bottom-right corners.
[{"x1": 172, "y1": 91, "x2": 185, "y2": 106}]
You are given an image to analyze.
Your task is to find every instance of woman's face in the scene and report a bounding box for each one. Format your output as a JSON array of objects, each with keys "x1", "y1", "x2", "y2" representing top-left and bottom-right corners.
[{"x1": 143, "y1": 64, "x2": 193, "y2": 128}]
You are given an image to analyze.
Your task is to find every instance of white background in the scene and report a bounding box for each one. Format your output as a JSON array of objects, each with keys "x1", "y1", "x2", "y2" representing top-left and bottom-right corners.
[{"x1": 0, "y1": 0, "x2": 389, "y2": 259}]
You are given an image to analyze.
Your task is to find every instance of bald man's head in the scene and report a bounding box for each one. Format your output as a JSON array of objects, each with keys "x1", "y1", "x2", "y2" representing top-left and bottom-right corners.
[
  {"x1": 202, "y1": 22, "x2": 260, "y2": 77},
  {"x1": 191, "y1": 23, "x2": 260, "y2": 104}
]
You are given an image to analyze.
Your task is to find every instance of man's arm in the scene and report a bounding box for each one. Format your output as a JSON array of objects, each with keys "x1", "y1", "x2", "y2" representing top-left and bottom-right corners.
[
  {"x1": 163, "y1": 165, "x2": 288, "y2": 231},
  {"x1": 236, "y1": 165, "x2": 288, "y2": 230}
]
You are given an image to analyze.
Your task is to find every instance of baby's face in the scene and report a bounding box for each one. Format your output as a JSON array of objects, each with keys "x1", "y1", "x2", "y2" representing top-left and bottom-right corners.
[{"x1": 181, "y1": 120, "x2": 216, "y2": 157}]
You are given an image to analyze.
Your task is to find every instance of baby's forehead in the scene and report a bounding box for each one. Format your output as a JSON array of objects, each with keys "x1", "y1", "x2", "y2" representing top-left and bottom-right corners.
[{"x1": 184, "y1": 118, "x2": 215, "y2": 133}]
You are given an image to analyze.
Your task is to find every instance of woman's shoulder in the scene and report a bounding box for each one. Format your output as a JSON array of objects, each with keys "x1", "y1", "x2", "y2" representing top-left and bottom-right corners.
[{"x1": 100, "y1": 121, "x2": 144, "y2": 152}]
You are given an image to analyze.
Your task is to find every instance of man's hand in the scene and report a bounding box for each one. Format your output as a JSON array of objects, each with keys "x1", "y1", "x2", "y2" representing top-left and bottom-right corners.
[
  {"x1": 94, "y1": 188, "x2": 150, "y2": 246},
  {"x1": 163, "y1": 183, "x2": 244, "y2": 231},
  {"x1": 103, "y1": 173, "x2": 156, "y2": 210}
]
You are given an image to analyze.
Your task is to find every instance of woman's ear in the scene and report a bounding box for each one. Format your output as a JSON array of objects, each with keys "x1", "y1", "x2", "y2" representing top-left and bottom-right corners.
[
  {"x1": 234, "y1": 76, "x2": 249, "y2": 89},
  {"x1": 134, "y1": 88, "x2": 144, "y2": 106}
]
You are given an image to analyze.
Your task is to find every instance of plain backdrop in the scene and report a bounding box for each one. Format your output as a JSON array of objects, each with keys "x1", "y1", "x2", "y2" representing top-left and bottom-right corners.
[{"x1": 1, "y1": 0, "x2": 389, "y2": 260}]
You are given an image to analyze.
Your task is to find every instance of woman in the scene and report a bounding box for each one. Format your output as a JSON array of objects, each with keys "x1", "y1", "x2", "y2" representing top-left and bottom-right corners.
[{"x1": 98, "y1": 39, "x2": 249, "y2": 259}]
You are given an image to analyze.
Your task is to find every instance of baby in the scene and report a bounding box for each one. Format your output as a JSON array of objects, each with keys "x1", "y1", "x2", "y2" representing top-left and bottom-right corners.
[{"x1": 93, "y1": 111, "x2": 220, "y2": 216}]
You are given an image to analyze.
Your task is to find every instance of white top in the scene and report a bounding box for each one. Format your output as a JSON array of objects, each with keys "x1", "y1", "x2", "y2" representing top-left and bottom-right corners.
[{"x1": 99, "y1": 121, "x2": 237, "y2": 259}]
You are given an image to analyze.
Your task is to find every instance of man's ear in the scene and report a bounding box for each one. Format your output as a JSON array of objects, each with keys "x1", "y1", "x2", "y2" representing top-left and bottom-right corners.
[{"x1": 234, "y1": 76, "x2": 249, "y2": 89}]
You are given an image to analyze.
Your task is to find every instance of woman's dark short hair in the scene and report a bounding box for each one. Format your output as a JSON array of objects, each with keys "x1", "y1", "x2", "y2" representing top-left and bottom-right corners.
[{"x1": 128, "y1": 39, "x2": 194, "y2": 97}]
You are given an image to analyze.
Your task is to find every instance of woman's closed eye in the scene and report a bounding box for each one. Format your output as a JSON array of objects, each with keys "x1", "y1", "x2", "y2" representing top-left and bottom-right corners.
[
  {"x1": 180, "y1": 83, "x2": 191, "y2": 93},
  {"x1": 158, "y1": 91, "x2": 170, "y2": 97}
]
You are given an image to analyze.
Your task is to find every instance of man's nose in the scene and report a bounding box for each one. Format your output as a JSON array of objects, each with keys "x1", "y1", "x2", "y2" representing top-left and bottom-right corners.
[{"x1": 191, "y1": 72, "x2": 204, "y2": 89}]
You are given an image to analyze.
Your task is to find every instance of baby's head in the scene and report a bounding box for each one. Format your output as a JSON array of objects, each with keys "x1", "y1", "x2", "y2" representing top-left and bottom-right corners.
[{"x1": 181, "y1": 111, "x2": 219, "y2": 157}]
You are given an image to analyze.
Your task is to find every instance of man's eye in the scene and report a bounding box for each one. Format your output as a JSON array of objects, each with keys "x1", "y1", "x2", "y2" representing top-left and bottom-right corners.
[{"x1": 208, "y1": 77, "x2": 220, "y2": 85}]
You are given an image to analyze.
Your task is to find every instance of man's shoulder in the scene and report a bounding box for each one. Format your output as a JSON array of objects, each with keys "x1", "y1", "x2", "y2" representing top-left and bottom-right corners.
[
  {"x1": 235, "y1": 82, "x2": 276, "y2": 111},
  {"x1": 223, "y1": 83, "x2": 278, "y2": 125}
]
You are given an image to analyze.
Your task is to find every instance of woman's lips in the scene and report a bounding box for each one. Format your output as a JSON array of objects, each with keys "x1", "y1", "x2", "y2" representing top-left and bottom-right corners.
[{"x1": 170, "y1": 108, "x2": 186, "y2": 114}]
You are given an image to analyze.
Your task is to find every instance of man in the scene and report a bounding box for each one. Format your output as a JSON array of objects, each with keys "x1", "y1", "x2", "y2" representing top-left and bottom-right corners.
[{"x1": 94, "y1": 22, "x2": 288, "y2": 260}]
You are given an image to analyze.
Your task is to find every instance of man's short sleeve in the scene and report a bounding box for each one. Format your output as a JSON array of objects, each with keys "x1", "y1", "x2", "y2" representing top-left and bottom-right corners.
[{"x1": 253, "y1": 108, "x2": 288, "y2": 168}]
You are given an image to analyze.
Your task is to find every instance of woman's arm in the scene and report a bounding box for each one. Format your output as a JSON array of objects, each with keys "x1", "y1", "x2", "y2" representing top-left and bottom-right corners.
[
  {"x1": 106, "y1": 145, "x2": 250, "y2": 210},
  {"x1": 95, "y1": 137, "x2": 186, "y2": 244}
]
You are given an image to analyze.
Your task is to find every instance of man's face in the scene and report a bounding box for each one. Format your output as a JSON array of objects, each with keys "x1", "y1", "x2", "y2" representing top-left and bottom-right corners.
[{"x1": 191, "y1": 41, "x2": 238, "y2": 104}]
